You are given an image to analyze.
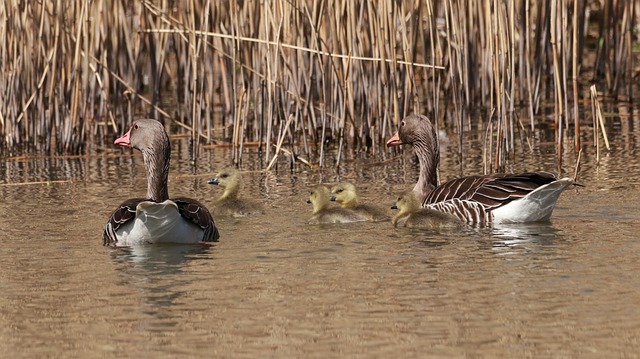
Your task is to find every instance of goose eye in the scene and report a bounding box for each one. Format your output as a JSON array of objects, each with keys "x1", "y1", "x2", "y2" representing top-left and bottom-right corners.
[{"x1": 133, "y1": 124, "x2": 139, "y2": 130}]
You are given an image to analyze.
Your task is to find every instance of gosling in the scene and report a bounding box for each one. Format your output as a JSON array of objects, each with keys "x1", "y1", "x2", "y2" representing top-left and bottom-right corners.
[
  {"x1": 391, "y1": 191, "x2": 462, "y2": 229},
  {"x1": 208, "y1": 168, "x2": 263, "y2": 217},
  {"x1": 330, "y1": 182, "x2": 389, "y2": 222},
  {"x1": 307, "y1": 185, "x2": 368, "y2": 224}
]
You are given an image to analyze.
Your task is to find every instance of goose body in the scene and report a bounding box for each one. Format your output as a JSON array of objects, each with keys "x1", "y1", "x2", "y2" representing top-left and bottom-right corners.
[
  {"x1": 106, "y1": 199, "x2": 211, "y2": 245},
  {"x1": 307, "y1": 185, "x2": 368, "y2": 224},
  {"x1": 391, "y1": 191, "x2": 462, "y2": 229},
  {"x1": 387, "y1": 114, "x2": 576, "y2": 224},
  {"x1": 103, "y1": 119, "x2": 219, "y2": 246},
  {"x1": 329, "y1": 182, "x2": 389, "y2": 222},
  {"x1": 208, "y1": 168, "x2": 264, "y2": 217}
]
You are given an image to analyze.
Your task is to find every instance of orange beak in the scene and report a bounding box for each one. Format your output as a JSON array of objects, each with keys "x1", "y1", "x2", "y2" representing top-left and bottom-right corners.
[
  {"x1": 386, "y1": 132, "x2": 403, "y2": 147},
  {"x1": 114, "y1": 130, "x2": 132, "y2": 147}
]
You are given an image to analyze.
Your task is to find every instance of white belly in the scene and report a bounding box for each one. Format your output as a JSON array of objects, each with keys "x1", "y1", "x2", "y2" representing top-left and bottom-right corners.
[{"x1": 115, "y1": 200, "x2": 205, "y2": 246}]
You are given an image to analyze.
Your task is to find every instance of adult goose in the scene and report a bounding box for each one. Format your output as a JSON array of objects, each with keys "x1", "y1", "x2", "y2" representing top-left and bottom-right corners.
[
  {"x1": 329, "y1": 182, "x2": 389, "y2": 222},
  {"x1": 103, "y1": 119, "x2": 220, "y2": 246},
  {"x1": 386, "y1": 114, "x2": 576, "y2": 224},
  {"x1": 207, "y1": 167, "x2": 264, "y2": 217},
  {"x1": 307, "y1": 185, "x2": 369, "y2": 224}
]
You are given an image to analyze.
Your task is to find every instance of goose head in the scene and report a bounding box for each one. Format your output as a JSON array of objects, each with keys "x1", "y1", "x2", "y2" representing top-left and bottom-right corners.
[
  {"x1": 329, "y1": 182, "x2": 359, "y2": 208},
  {"x1": 386, "y1": 114, "x2": 440, "y2": 201},
  {"x1": 114, "y1": 119, "x2": 171, "y2": 202}
]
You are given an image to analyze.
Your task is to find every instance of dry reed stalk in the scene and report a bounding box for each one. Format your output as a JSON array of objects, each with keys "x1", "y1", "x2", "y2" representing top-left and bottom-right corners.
[
  {"x1": 266, "y1": 114, "x2": 295, "y2": 171},
  {"x1": 143, "y1": 29, "x2": 447, "y2": 71},
  {"x1": 0, "y1": 180, "x2": 71, "y2": 187},
  {"x1": 589, "y1": 85, "x2": 600, "y2": 164},
  {"x1": 232, "y1": 88, "x2": 246, "y2": 165},
  {"x1": 482, "y1": 109, "x2": 496, "y2": 175},
  {"x1": 1, "y1": 0, "x2": 637, "y2": 173},
  {"x1": 573, "y1": 148, "x2": 582, "y2": 181},
  {"x1": 550, "y1": 0, "x2": 567, "y2": 171},
  {"x1": 571, "y1": 0, "x2": 580, "y2": 152},
  {"x1": 589, "y1": 84, "x2": 610, "y2": 165},
  {"x1": 524, "y1": 0, "x2": 535, "y2": 132}
]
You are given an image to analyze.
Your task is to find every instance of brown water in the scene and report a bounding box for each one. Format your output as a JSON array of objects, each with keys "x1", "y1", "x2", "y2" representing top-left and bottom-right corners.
[{"x1": 1, "y1": 124, "x2": 640, "y2": 357}]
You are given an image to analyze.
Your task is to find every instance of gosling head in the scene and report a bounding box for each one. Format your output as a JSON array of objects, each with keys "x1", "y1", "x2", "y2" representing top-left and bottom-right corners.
[
  {"x1": 307, "y1": 185, "x2": 331, "y2": 214},
  {"x1": 329, "y1": 182, "x2": 359, "y2": 208},
  {"x1": 208, "y1": 168, "x2": 243, "y2": 200},
  {"x1": 391, "y1": 191, "x2": 422, "y2": 226}
]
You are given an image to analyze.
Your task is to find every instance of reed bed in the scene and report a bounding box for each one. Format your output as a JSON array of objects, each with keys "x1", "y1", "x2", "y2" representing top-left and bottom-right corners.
[{"x1": 1, "y1": 0, "x2": 638, "y2": 170}]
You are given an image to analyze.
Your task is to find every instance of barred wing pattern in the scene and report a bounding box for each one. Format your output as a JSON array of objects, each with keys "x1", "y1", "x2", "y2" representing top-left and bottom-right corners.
[
  {"x1": 426, "y1": 199, "x2": 492, "y2": 224},
  {"x1": 173, "y1": 198, "x2": 220, "y2": 242},
  {"x1": 422, "y1": 172, "x2": 559, "y2": 224},
  {"x1": 103, "y1": 198, "x2": 146, "y2": 246}
]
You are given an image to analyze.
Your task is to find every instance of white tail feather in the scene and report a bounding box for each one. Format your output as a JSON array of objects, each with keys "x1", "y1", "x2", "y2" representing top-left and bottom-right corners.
[{"x1": 492, "y1": 178, "x2": 574, "y2": 223}]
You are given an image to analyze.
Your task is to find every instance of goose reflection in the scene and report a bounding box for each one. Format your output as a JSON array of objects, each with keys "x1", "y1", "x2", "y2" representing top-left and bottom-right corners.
[
  {"x1": 110, "y1": 243, "x2": 214, "y2": 267},
  {"x1": 489, "y1": 222, "x2": 561, "y2": 253},
  {"x1": 108, "y1": 244, "x2": 215, "y2": 311}
]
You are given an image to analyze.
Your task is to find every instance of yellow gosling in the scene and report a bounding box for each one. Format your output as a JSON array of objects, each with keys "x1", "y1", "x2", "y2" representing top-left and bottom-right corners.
[
  {"x1": 307, "y1": 185, "x2": 368, "y2": 224},
  {"x1": 208, "y1": 168, "x2": 264, "y2": 217},
  {"x1": 392, "y1": 191, "x2": 462, "y2": 229},
  {"x1": 329, "y1": 182, "x2": 389, "y2": 222}
]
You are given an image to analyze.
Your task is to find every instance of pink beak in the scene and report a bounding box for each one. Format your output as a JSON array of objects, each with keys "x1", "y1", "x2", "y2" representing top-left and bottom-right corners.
[
  {"x1": 114, "y1": 129, "x2": 132, "y2": 147},
  {"x1": 386, "y1": 132, "x2": 403, "y2": 147}
]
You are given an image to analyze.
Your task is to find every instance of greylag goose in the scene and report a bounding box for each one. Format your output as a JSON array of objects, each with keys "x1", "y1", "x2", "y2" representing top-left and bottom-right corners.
[
  {"x1": 329, "y1": 182, "x2": 389, "y2": 222},
  {"x1": 207, "y1": 168, "x2": 264, "y2": 217},
  {"x1": 307, "y1": 185, "x2": 369, "y2": 224},
  {"x1": 391, "y1": 191, "x2": 462, "y2": 229},
  {"x1": 386, "y1": 114, "x2": 576, "y2": 224},
  {"x1": 103, "y1": 119, "x2": 219, "y2": 245}
]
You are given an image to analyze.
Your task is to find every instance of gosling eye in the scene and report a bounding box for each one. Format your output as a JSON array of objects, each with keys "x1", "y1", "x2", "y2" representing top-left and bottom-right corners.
[
  {"x1": 220, "y1": 174, "x2": 228, "y2": 178},
  {"x1": 336, "y1": 189, "x2": 344, "y2": 193},
  {"x1": 133, "y1": 123, "x2": 139, "y2": 130},
  {"x1": 401, "y1": 121, "x2": 406, "y2": 127}
]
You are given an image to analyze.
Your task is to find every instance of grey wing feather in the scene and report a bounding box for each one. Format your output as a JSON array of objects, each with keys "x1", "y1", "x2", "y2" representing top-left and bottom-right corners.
[
  {"x1": 103, "y1": 198, "x2": 146, "y2": 246},
  {"x1": 424, "y1": 171, "x2": 559, "y2": 212}
]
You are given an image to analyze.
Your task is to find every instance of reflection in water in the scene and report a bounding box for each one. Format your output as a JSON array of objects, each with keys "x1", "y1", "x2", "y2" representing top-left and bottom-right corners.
[
  {"x1": 396, "y1": 225, "x2": 466, "y2": 250},
  {"x1": 489, "y1": 222, "x2": 561, "y2": 254},
  {"x1": 2, "y1": 121, "x2": 640, "y2": 356},
  {"x1": 108, "y1": 244, "x2": 215, "y2": 323},
  {"x1": 403, "y1": 221, "x2": 562, "y2": 254},
  {"x1": 110, "y1": 243, "x2": 214, "y2": 267},
  {"x1": 490, "y1": 222, "x2": 559, "y2": 241}
]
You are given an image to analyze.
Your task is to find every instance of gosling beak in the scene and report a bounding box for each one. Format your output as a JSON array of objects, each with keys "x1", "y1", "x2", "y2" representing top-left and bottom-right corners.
[
  {"x1": 391, "y1": 203, "x2": 398, "y2": 210},
  {"x1": 329, "y1": 194, "x2": 336, "y2": 201},
  {"x1": 208, "y1": 177, "x2": 220, "y2": 185}
]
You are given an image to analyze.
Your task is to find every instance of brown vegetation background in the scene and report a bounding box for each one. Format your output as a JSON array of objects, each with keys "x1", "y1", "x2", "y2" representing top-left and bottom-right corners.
[{"x1": 1, "y1": 0, "x2": 638, "y2": 168}]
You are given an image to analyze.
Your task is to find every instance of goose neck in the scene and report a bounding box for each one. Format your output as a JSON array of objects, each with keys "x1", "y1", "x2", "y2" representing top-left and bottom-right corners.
[
  {"x1": 312, "y1": 198, "x2": 328, "y2": 214},
  {"x1": 413, "y1": 141, "x2": 439, "y2": 200},
  {"x1": 141, "y1": 141, "x2": 170, "y2": 202}
]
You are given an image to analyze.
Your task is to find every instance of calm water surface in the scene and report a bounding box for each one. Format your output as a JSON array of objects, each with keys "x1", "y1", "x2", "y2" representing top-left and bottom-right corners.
[{"x1": 1, "y1": 125, "x2": 640, "y2": 357}]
